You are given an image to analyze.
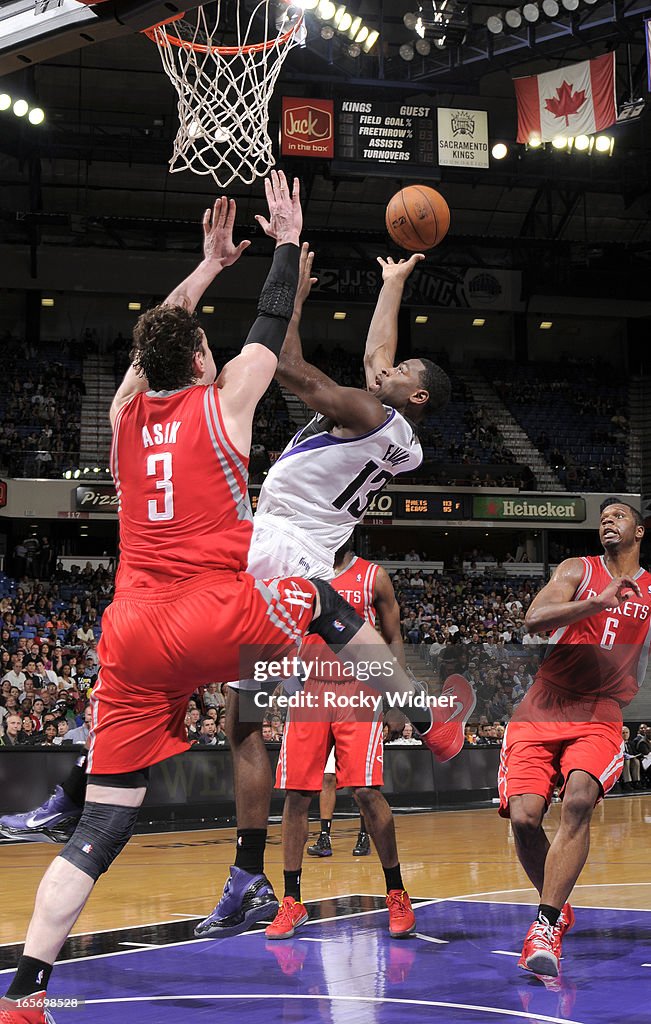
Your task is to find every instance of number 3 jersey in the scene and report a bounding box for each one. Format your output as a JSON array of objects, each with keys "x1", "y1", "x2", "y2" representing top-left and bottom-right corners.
[
  {"x1": 255, "y1": 407, "x2": 422, "y2": 569},
  {"x1": 111, "y1": 384, "x2": 253, "y2": 590},
  {"x1": 531, "y1": 554, "x2": 651, "y2": 708}
]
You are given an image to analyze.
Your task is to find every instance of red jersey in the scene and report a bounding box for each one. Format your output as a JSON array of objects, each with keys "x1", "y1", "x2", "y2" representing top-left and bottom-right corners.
[
  {"x1": 534, "y1": 555, "x2": 651, "y2": 707},
  {"x1": 111, "y1": 384, "x2": 252, "y2": 590},
  {"x1": 330, "y1": 555, "x2": 379, "y2": 626},
  {"x1": 301, "y1": 556, "x2": 380, "y2": 676}
]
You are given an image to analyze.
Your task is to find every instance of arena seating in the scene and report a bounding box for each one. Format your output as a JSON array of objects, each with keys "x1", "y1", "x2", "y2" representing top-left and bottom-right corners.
[
  {"x1": 479, "y1": 359, "x2": 629, "y2": 492},
  {"x1": 0, "y1": 337, "x2": 84, "y2": 479}
]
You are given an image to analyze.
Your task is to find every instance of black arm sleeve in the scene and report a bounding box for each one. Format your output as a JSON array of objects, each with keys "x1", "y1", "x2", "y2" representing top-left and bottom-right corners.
[{"x1": 242, "y1": 242, "x2": 300, "y2": 357}]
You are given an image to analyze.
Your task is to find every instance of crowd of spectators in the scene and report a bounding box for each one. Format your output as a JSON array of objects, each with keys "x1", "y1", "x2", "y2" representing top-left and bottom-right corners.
[
  {"x1": 2, "y1": 558, "x2": 650, "y2": 770},
  {"x1": 0, "y1": 335, "x2": 85, "y2": 479},
  {"x1": 484, "y1": 357, "x2": 630, "y2": 492}
]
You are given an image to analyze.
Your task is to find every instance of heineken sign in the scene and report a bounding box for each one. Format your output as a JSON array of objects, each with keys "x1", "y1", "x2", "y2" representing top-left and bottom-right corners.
[{"x1": 473, "y1": 495, "x2": 586, "y2": 523}]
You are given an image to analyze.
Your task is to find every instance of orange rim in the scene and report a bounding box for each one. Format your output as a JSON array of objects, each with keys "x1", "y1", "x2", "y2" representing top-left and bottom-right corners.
[{"x1": 143, "y1": 11, "x2": 303, "y2": 55}]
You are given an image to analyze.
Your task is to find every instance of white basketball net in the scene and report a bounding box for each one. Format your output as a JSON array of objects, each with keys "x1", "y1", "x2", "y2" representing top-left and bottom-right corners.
[{"x1": 146, "y1": 1, "x2": 305, "y2": 186}]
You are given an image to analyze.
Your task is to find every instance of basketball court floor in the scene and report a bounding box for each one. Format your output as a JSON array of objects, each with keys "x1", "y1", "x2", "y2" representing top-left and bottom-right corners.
[{"x1": 2, "y1": 795, "x2": 649, "y2": 1023}]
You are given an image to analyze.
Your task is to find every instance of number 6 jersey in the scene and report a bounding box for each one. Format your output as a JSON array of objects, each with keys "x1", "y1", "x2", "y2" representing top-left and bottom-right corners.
[
  {"x1": 535, "y1": 554, "x2": 651, "y2": 707},
  {"x1": 255, "y1": 407, "x2": 422, "y2": 568}
]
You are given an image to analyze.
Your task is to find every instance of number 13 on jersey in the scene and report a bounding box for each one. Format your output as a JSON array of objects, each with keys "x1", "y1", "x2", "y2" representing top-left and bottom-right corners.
[{"x1": 147, "y1": 452, "x2": 174, "y2": 521}]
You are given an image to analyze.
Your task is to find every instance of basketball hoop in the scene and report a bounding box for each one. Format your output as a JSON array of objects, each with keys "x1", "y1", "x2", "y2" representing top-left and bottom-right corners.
[{"x1": 144, "y1": 1, "x2": 305, "y2": 187}]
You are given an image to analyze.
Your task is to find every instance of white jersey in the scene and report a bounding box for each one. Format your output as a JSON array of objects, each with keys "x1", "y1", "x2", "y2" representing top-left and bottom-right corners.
[{"x1": 255, "y1": 406, "x2": 422, "y2": 565}]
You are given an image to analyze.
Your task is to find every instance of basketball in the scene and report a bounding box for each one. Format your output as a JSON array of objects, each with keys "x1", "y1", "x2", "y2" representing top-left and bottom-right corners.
[{"x1": 385, "y1": 185, "x2": 450, "y2": 252}]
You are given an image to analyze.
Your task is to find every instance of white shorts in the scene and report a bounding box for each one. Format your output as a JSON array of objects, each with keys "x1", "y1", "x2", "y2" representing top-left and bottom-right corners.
[
  {"x1": 229, "y1": 516, "x2": 333, "y2": 692},
  {"x1": 248, "y1": 514, "x2": 334, "y2": 581}
]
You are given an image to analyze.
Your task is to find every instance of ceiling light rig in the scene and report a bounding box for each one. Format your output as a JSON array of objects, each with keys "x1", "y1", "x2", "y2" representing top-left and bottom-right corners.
[
  {"x1": 302, "y1": 0, "x2": 378, "y2": 52},
  {"x1": 401, "y1": 2, "x2": 470, "y2": 53},
  {"x1": 0, "y1": 93, "x2": 45, "y2": 124},
  {"x1": 487, "y1": 0, "x2": 599, "y2": 35},
  {"x1": 524, "y1": 132, "x2": 615, "y2": 155}
]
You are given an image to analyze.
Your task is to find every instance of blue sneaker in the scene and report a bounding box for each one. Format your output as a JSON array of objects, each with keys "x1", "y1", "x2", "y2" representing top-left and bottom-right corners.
[
  {"x1": 0, "y1": 785, "x2": 82, "y2": 844},
  {"x1": 194, "y1": 866, "x2": 279, "y2": 938}
]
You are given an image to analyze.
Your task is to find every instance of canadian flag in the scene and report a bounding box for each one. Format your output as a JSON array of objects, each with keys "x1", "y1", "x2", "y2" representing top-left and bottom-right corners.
[{"x1": 514, "y1": 52, "x2": 616, "y2": 144}]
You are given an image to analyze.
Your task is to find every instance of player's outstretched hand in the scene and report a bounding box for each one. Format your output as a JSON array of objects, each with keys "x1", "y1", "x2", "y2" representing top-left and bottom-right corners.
[
  {"x1": 596, "y1": 575, "x2": 643, "y2": 610},
  {"x1": 256, "y1": 170, "x2": 302, "y2": 247},
  {"x1": 295, "y1": 242, "x2": 318, "y2": 309},
  {"x1": 377, "y1": 253, "x2": 425, "y2": 283},
  {"x1": 203, "y1": 197, "x2": 251, "y2": 268}
]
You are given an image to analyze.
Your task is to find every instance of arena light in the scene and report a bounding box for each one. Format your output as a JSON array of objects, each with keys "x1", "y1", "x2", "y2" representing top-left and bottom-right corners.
[
  {"x1": 551, "y1": 135, "x2": 567, "y2": 148},
  {"x1": 333, "y1": 311, "x2": 346, "y2": 319},
  {"x1": 63, "y1": 470, "x2": 72, "y2": 480},
  {"x1": 403, "y1": 11, "x2": 419, "y2": 29},
  {"x1": 363, "y1": 30, "x2": 379, "y2": 50},
  {"x1": 73, "y1": 469, "x2": 81, "y2": 479},
  {"x1": 347, "y1": 42, "x2": 361, "y2": 56},
  {"x1": 201, "y1": 304, "x2": 215, "y2": 313},
  {"x1": 28, "y1": 107, "x2": 45, "y2": 125},
  {"x1": 128, "y1": 301, "x2": 142, "y2": 311},
  {"x1": 487, "y1": 14, "x2": 503, "y2": 33},
  {"x1": 0, "y1": 93, "x2": 11, "y2": 111},
  {"x1": 316, "y1": 0, "x2": 336, "y2": 19},
  {"x1": 41, "y1": 297, "x2": 54, "y2": 307},
  {"x1": 415, "y1": 315, "x2": 429, "y2": 324},
  {"x1": 400, "y1": 42, "x2": 415, "y2": 61},
  {"x1": 542, "y1": 0, "x2": 559, "y2": 13},
  {"x1": 415, "y1": 36, "x2": 431, "y2": 55},
  {"x1": 561, "y1": 0, "x2": 578, "y2": 9},
  {"x1": 491, "y1": 142, "x2": 508, "y2": 159},
  {"x1": 528, "y1": 134, "x2": 542, "y2": 148},
  {"x1": 522, "y1": 3, "x2": 540, "y2": 22},
  {"x1": 595, "y1": 134, "x2": 614, "y2": 155},
  {"x1": 473, "y1": 318, "x2": 486, "y2": 326},
  {"x1": 505, "y1": 8, "x2": 522, "y2": 29},
  {"x1": 13, "y1": 98, "x2": 28, "y2": 117},
  {"x1": 320, "y1": 24, "x2": 334, "y2": 38},
  {"x1": 574, "y1": 134, "x2": 590, "y2": 151},
  {"x1": 539, "y1": 320, "x2": 553, "y2": 329}
]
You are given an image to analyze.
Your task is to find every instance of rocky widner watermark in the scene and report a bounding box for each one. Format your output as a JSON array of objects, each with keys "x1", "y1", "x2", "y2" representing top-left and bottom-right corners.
[{"x1": 236, "y1": 644, "x2": 456, "y2": 723}]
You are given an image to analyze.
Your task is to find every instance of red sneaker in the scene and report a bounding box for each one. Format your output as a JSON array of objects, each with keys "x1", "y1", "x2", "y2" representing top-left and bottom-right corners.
[
  {"x1": 386, "y1": 890, "x2": 416, "y2": 938},
  {"x1": 265, "y1": 896, "x2": 308, "y2": 940},
  {"x1": 419, "y1": 675, "x2": 477, "y2": 763},
  {"x1": 518, "y1": 919, "x2": 560, "y2": 977},
  {"x1": 551, "y1": 903, "x2": 574, "y2": 961},
  {"x1": 0, "y1": 994, "x2": 55, "y2": 1023}
]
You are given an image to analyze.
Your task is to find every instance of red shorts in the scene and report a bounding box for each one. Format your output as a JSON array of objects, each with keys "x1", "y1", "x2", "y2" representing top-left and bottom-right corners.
[
  {"x1": 275, "y1": 680, "x2": 384, "y2": 790},
  {"x1": 89, "y1": 571, "x2": 316, "y2": 774},
  {"x1": 498, "y1": 718, "x2": 624, "y2": 818}
]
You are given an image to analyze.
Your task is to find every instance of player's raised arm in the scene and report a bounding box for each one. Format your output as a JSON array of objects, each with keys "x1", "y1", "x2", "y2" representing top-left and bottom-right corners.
[
  {"x1": 363, "y1": 254, "x2": 424, "y2": 391},
  {"x1": 373, "y1": 565, "x2": 407, "y2": 669},
  {"x1": 217, "y1": 171, "x2": 302, "y2": 454},
  {"x1": 275, "y1": 243, "x2": 387, "y2": 435},
  {"x1": 525, "y1": 558, "x2": 642, "y2": 635},
  {"x1": 110, "y1": 197, "x2": 250, "y2": 426}
]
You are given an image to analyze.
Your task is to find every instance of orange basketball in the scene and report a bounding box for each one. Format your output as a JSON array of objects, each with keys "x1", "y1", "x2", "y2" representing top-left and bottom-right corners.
[{"x1": 385, "y1": 185, "x2": 450, "y2": 252}]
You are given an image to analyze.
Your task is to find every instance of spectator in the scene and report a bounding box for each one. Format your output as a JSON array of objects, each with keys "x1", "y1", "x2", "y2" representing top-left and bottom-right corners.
[
  {"x1": 262, "y1": 721, "x2": 275, "y2": 743},
  {"x1": 198, "y1": 717, "x2": 224, "y2": 746},
  {"x1": 620, "y1": 726, "x2": 642, "y2": 790},
  {"x1": 53, "y1": 719, "x2": 70, "y2": 745},
  {"x1": 39, "y1": 722, "x2": 58, "y2": 746},
  {"x1": 0, "y1": 713, "x2": 24, "y2": 747},
  {"x1": 387, "y1": 722, "x2": 422, "y2": 746},
  {"x1": 66, "y1": 706, "x2": 93, "y2": 744}
]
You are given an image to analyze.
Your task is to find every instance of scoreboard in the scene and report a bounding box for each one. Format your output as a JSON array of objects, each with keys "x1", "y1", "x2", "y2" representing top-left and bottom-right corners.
[{"x1": 336, "y1": 100, "x2": 436, "y2": 168}]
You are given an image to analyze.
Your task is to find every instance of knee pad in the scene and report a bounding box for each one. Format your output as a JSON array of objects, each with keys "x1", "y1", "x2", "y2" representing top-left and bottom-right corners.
[
  {"x1": 59, "y1": 801, "x2": 140, "y2": 881},
  {"x1": 307, "y1": 578, "x2": 365, "y2": 647}
]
